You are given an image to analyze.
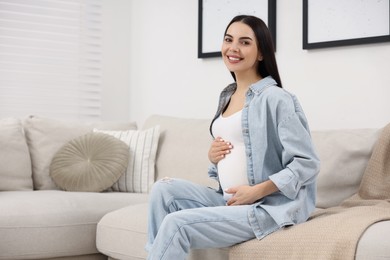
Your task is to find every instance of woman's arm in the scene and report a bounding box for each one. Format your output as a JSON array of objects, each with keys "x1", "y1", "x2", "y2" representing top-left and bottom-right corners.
[{"x1": 225, "y1": 180, "x2": 279, "y2": 206}]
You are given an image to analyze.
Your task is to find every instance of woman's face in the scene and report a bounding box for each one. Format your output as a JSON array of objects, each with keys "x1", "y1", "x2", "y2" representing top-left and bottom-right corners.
[{"x1": 221, "y1": 21, "x2": 262, "y2": 77}]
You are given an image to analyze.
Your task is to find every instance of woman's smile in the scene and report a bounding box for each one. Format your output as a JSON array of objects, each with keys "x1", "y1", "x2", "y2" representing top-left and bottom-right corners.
[{"x1": 227, "y1": 55, "x2": 243, "y2": 63}]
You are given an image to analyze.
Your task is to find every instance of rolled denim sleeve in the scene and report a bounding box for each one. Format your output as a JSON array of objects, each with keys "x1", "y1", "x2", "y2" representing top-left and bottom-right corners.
[{"x1": 269, "y1": 112, "x2": 320, "y2": 200}]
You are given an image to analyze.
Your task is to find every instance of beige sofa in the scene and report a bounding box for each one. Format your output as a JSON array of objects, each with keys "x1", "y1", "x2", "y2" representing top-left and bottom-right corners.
[
  {"x1": 97, "y1": 115, "x2": 390, "y2": 260},
  {"x1": 1, "y1": 114, "x2": 388, "y2": 260},
  {"x1": 0, "y1": 116, "x2": 150, "y2": 260}
]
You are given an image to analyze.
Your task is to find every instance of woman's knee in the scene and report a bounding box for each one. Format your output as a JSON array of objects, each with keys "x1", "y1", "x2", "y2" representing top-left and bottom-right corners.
[
  {"x1": 150, "y1": 177, "x2": 182, "y2": 200},
  {"x1": 160, "y1": 210, "x2": 189, "y2": 232}
]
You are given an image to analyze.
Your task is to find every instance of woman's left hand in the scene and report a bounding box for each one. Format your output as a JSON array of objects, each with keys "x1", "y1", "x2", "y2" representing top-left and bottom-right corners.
[
  {"x1": 225, "y1": 185, "x2": 260, "y2": 206},
  {"x1": 225, "y1": 180, "x2": 279, "y2": 206}
]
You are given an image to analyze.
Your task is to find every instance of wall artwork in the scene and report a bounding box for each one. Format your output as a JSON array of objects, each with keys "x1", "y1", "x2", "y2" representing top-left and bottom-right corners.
[
  {"x1": 198, "y1": 0, "x2": 276, "y2": 58},
  {"x1": 303, "y1": 0, "x2": 390, "y2": 49}
]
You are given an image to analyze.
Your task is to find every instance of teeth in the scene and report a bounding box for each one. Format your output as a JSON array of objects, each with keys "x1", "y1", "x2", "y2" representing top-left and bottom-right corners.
[{"x1": 229, "y1": 56, "x2": 241, "y2": 61}]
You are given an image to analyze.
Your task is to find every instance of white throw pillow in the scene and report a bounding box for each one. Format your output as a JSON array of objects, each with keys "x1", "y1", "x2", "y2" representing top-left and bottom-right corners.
[
  {"x1": 0, "y1": 118, "x2": 33, "y2": 190},
  {"x1": 94, "y1": 126, "x2": 160, "y2": 193}
]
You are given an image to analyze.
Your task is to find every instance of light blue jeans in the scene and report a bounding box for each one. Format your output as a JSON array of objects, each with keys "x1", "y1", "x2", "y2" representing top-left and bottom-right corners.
[{"x1": 145, "y1": 178, "x2": 257, "y2": 260}]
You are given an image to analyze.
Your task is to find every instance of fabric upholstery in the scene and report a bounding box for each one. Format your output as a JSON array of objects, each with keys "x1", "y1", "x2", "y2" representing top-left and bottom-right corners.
[
  {"x1": 23, "y1": 116, "x2": 137, "y2": 190},
  {"x1": 0, "y1": 190, "x2": 149, "y2": 260},
  {"x1": 311, "y1": 128, "x2": 379, "y2": 208},
  {"x1": 50, "y1": 133, "x2": 130, "y2": 192},
  {"x1": 0, "y1": 118, "x2": 33, "y2": 191},
  {"x1": 142, "y1": 115, "x2": 218, "y2": 189},
  {"x1": 94, "y1": 126, "x2": 160, "y2": 193},
  {"x1": 356, "y1": 221, "x2": 390, "y2": 260},
  {"x1": 96, "y1": 203, "x2": 229, "y2": 260},
  {"x1": 44, "y1": 254, "x2": 107, "y2": 260}
]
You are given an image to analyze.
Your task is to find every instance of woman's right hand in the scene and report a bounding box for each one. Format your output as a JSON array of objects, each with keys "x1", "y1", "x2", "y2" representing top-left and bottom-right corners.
[{"x1": 208, "y1": 137, "x2": 233, "y2": 164}]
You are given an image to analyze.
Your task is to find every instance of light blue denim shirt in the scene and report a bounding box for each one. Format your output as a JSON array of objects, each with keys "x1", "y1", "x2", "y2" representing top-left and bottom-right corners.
[{"x1": 209, "y1": 76, "x2": 320, "y2": 239}]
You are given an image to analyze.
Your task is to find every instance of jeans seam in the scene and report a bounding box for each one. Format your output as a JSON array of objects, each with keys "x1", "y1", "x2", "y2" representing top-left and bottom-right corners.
[{"x1": 167, "y1": 198, "x2": 220, "y2": 212}]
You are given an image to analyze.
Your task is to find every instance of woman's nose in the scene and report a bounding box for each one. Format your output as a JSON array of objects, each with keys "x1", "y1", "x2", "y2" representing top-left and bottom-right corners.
[{"x1": 230, "y1": 43, "x2": 239, "y2": 52}]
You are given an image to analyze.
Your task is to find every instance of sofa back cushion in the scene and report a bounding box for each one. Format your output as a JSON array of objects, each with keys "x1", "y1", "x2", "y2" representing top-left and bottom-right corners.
[
  {"x1": 311, "y1": 128, "x2": 380, "y2": 208},
  {"x1": 0, "y1": 118, "x2": 33, "y2": 190},
  {"x1": 143, "y1": 115, "x2": 218, "y2": 189},
  {"x1": 23, "y1": 116, "x2": 137, "y2": 190}
]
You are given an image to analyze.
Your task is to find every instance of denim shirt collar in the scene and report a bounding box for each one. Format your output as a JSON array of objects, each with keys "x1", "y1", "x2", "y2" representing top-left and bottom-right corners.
[
  {"x1": 221, "y1": 76, "x2": 277, "y2": 95},
  {"x1": 249, "y1": 76, "x2": 278, "y2": 95}
]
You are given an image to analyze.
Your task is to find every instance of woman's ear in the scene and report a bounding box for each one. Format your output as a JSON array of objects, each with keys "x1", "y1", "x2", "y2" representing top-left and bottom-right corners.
[{"x1": 258, "y1": 53, "x2": 263, "y2": 61}]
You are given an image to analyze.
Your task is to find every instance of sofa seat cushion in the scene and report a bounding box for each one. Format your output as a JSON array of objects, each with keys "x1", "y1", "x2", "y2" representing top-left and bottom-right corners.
[
  {"x1": 96, "y1": 203, "x2": 228, "y2": 260},
  {"x1": 0, "y1": 190, "x2": 149, "y2": 260},
  {"x1": 229, "y1": 220, "x2": 390, "y2": 259},
  {"x1": 356, "y1": 220, "x2": 390, "y2": 260},
  {"x1": 98, "y1": 205, "x2": 390, "y2": 260},
  {"x1": 96, "y1": 204, "x2": 149, "y2": 259}
]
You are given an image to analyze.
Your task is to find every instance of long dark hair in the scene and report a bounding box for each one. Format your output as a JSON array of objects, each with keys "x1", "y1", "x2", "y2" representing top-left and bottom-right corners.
[{"x1": 224, "y1": 15, "x2": 282, "y2": 88}]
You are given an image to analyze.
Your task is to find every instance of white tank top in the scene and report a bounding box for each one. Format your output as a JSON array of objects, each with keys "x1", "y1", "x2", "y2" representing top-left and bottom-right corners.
[{"x1": 212, "y1": 111, "x2": 248, "y2": 201}]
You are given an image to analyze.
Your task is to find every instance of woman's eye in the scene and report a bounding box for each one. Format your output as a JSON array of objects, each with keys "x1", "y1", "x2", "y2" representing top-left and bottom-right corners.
[
  {"x1": 224, "y1": 37, "x2": 232, "y2": 43},
  {"x1": 241, "y1": 41, "x2": 250, "y2": 45}
]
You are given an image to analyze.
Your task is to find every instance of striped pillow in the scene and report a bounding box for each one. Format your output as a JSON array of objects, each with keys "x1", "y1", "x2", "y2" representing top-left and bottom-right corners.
[{"x1": 94, "y1": 126, "x2": 160, "y2": 193}]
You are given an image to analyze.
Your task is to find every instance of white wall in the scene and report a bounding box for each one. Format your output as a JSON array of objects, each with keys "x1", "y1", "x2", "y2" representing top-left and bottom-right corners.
[
  {"x1": 101, "y1": 0, "x2": 132, "y2": 121},
  {"x1": 103, "y1": 0, "x2": 390, "y2": 130}
]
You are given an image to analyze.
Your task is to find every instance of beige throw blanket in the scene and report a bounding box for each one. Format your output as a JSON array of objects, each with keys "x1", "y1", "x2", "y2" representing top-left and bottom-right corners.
[{"x1": 230, "y1": 123, "x2": 390, "y2": 260}]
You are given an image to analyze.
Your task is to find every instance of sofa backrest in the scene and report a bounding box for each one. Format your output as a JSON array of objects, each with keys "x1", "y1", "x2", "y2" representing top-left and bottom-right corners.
[
  {"x1": 311, "y1": 128, "x2": 379, "y2": 208},
  {"x1": 143, "y1": 115, "x2": 218, "y2": 190},
  {"x1": 143, "y1": 114, "x2": 380, "y2": 209}
]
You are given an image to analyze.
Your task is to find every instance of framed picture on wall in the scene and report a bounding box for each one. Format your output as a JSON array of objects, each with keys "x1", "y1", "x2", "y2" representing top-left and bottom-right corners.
[
  {"x1": 303, "y1": 0, "x2": 390, "y2": 49},
  {"x1": 198, "y1": 0, "x2": 276, "y2": 58}
]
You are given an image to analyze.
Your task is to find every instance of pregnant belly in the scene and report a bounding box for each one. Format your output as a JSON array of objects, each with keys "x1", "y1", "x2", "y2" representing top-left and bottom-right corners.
[{"x1": 217, "y1": 146, "x2": 248, "y2": 201}]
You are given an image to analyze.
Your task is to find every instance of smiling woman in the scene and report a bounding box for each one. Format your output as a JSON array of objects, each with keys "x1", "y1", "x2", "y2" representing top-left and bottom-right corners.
[{"x1": 145, "y1": 15, "x2": 320, "y2": 260}]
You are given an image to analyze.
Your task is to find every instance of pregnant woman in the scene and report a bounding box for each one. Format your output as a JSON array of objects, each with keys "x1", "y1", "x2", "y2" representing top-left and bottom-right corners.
[{"x1": 145, "y1": 15, "x2": 320, "y2": 260}]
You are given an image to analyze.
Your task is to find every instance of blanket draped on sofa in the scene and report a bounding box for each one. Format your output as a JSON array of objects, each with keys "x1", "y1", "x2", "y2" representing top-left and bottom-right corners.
[{"x1": 230, "y1": 123, "x2": 390, "y2": 260}]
